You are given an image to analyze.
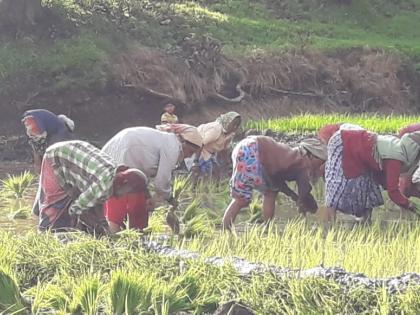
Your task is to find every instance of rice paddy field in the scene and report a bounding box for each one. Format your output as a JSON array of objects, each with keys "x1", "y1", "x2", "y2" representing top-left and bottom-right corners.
[
  {"x1": 246, "y1": 114, "x2": 420, "y2": 134},
  {"x1": 1, "y1": 114, "x2": 420, "y2": 314}
]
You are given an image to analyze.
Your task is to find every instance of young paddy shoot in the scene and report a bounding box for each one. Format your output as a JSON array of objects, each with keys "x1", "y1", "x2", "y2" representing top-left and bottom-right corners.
[{"x1": 247, "y1": 114, "x2": 420, "y2": 134}]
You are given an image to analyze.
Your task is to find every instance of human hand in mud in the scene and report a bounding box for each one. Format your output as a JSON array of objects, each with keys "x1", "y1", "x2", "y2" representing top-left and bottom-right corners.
[{"x1": 297, "y1": 194, "x2": 318, "y2": 214}]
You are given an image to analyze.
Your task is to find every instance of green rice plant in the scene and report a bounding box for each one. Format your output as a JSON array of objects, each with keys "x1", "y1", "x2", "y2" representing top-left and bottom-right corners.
[
  {"x1": 185, "y1": 220, "x2": 420, "y2": 277},
  {"x1": 109, "y1": 269, "x2": 148, "y2": 314},
  {"x1": 182, "y1": 198, "x2": 202, "y2": 223},
  {"x1": 1, "y1": 172, "x2": 34, "y2": 200},
  {"x1": 109, "y1": 269, "x2": 192, "y2": 314},
  {"x1": 246, "y1": 113, "x2": 420, "y2": 135},
  {"x1": 395, "y1": 285, "x2": 420, "y2": 314},
  {"x1": 144, "y1": 206, "x2": 168, "y2": 234},
  {"x1": 172, "y1": 175, "x2": 192, "y2": 202},
  {"x1": 9, "y1": 206, "x2": 31, "y2": 220},
  {"x1": 248, "y1": 196, "x2": 263, "y2": 224},
  {"x1": 26, "y1": 283, "x2": 70, "y2": 314},
  {"x1": 183, "y1": 213, "x2": 215, "y2": 238},
  {"x1": 70, "y1": 274, "x2": 103, "y2": 315},
  {"x1": 0, "y1": 266, "x2": 27, "y2": 315}
]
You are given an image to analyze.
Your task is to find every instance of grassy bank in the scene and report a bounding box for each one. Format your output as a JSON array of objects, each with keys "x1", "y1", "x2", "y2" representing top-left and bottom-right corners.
[
  {"x1": 2, "y1": 0, "x2": 420, "y2": 97},
  {"x1": 246, "y1": 114, "x2": 420, "y2": 134}
]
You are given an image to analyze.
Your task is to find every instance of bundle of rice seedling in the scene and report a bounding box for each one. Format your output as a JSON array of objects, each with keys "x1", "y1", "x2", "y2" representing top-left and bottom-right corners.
[
  {"x1": 70, "y1": 275, "x2": 102, "y2": 315},
  {"x1": 183, "y1": 214, "x2": 214, "y2": 238},
  {"x1": 1, "y1": 171, "x2": 34, "y2": 199},
  {"x1": 110, "y1": 270, "x2": 146, "y2": 315},
  {"x1": 0, "y1": 266, "x2": 26, "y2": 314}
]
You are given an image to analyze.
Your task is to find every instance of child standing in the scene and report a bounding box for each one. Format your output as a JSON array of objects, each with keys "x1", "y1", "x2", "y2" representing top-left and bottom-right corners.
[{"x1": 160, "y1": 103, "x2": 178, "y2": 124}]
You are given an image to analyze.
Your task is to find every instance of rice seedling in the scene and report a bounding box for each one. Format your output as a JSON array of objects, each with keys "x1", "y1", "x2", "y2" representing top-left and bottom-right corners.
[
  {"x1": 184, "y1": 220, "x2": 420, "y2": 278},
  {"x1": 246, "y1": 113, "x2": 420, "y2": 134},
  {"x1": 70, "y1": 274, "x2": 103, "y2": 315},
  {"x1": 0, "y1": 265, "x2": 27, "y2": 315},
  {"x1": 109, "y1": 270, "x2": 145, "y2": 315},
  {"x1": 248, "y1": 196, "x2": 263, "y2": 224},
  {"x1": 1, "y1": 172, "x2": 34, "y2": 200}
]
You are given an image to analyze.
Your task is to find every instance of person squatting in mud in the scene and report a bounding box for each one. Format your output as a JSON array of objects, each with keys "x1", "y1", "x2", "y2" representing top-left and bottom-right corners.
[
  {"x1": 222, "y1": 136, "x2": 327, "y2": 229},
  {"x1": 36, "y1": 140, "x2": 151, "y2": 234},
  {"x1": 321, "y1": 125, "x2": 420, "y2": 222}
]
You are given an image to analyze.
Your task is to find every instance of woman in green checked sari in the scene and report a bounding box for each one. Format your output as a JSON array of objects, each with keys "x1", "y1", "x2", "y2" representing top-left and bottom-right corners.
[{"x1": 37, "y1": 140, "x2": 150, "y2": 233}]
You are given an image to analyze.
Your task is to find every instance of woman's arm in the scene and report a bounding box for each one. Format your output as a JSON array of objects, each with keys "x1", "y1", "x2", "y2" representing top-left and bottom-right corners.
[{"x1": 383, "y1": 159, "x2": 410, "y2": 208}]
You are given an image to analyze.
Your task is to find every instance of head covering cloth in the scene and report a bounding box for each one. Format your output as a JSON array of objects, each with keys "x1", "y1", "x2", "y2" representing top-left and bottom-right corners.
[
  {"x1": 113, "y1": 168, "x2": 148, "y2": 193},
  {"x1": 216, "y1": 111, "x2": 241, "y2": 133},
  {"x1": 299, "y1": 138, "x2": 328, "y2": 161},
  {"x1": 156, "y1": 123, "x2": 203, "y2": 147}
]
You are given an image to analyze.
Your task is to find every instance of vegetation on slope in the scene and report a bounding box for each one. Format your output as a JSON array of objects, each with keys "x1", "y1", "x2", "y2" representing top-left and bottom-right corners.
[{"x1": 2, "y1": 0, "x2": 420, "y2": 99}]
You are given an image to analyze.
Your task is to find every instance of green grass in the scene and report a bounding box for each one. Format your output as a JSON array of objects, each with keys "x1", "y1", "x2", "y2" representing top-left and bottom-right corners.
[
  {"x1": 170, "y1": 0, "x2": 420, "y2": 56},
  {"x1": 2, "y1": 0, "x2": 420, "y2": 96},
  {"x1": 246, "y1": 113, "x2": 420, "y2": 134}
]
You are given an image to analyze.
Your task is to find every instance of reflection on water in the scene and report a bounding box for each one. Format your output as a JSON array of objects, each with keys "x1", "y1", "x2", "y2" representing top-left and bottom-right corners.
[{"x1": 0, "y1": 163, "x2": 417, "y2": 235}]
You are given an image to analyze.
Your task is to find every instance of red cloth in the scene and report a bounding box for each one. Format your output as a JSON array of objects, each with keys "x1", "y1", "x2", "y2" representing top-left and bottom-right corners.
[
  {"x1": 39, "y1": 158, "x2": 73, "y2": 230},
  {"x1": 113, "y1": 169, "x2": 147, "y2": 193},
  {"x1": 398, "y1": 124, "x2": 420, "y2": 138},
  {"x1": 341, "y1": 130, "x2": 379, "y2": 178},
  {"x1": 318, "y1": 123, "x2": 341, "y2": 144},
  {"x1": 380, "y1": 160, "x2": 409, "y2": 208},
  {"x1": 104, "y1": 192, "x2": 149, "y2": 230},
  {"x1": 340, "y1": 130, "x2": 409, "y2": 208}
]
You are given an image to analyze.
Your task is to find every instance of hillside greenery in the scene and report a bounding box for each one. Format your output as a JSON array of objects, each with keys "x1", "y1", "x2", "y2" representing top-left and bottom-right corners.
[{"x1": 2, "y1": 0, "x2": 420, "y2": 95}]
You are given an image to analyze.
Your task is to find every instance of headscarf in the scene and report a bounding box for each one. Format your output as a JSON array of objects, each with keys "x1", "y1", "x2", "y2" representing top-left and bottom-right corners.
[
  {"x1": 318, "y1": 123, "x2": 364, "y2": 144},
  {"x1": 216, "y1": 111, "x2": 241, "y2": 133},
  {"x1": 156, "y1": 123, "x2": 203, "y2": 147},
  {"x1": 376, "y1": 132, "x2": 420, "y2": 172},
  {"x1": 318, "y1": 123, "x2": 341, "y2": 144},
  {"x1": 398, "y1": 123, "x2": 420, "y2": 138},
  {"x1": 113, "y1": 168, "x2": 148, "y2": 193},
  {"x1": 299, "y1": 138, "x2": 328, "y2": 161},
  {"x1": 58, "y1": 115, "x2": 75, "y2": 132}
]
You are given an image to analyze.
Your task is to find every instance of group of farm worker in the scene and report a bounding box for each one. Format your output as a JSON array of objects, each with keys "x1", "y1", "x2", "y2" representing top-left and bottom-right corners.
[
  {"x1": 22, "y1": 106, "x2": 242, "y2": 234},
  {"x1": 22, "y1": 107, "x2": 420, "y2": 234}
]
